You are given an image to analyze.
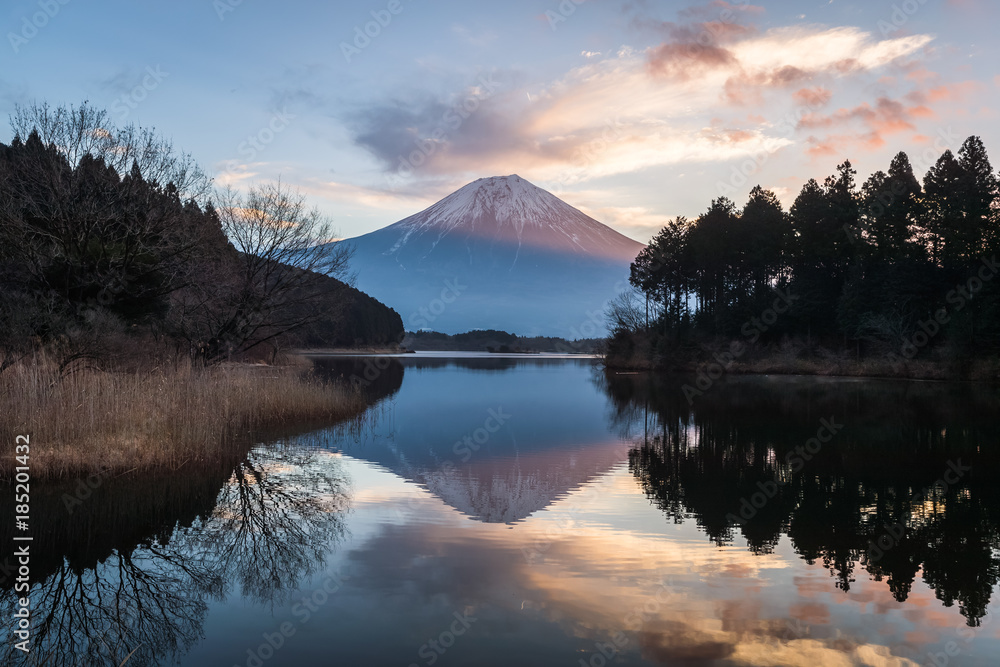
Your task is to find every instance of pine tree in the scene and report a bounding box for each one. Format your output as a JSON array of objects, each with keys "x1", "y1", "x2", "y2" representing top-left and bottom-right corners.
[
  {"x1": 924, "y1": 149, "x2": 966, "y2": 269},
  {"x1": 863, "y1": 152, "x2": 922, "y2": 261}
]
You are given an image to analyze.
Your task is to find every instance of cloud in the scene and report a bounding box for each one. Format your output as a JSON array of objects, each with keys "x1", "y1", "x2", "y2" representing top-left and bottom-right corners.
[
  {"x1": 792, "y1": 87, "x2": 833, "y2": 108},
  {"x1": 723, "y1": 66, "x2": 810, "y2": 105},
  {"x1": 729, "y1": 26, "x2": 931, "y2": 73},
  {"x1": 635, "y1": 3, "x2": 756, "y2": 79},
  {"x1": 0, "y1": 78, "x2": 29, "y2": 116},
  {"x1": 98, "y1": 67, "x2": 140, "y2": 97},
  {"x1": 926, "y1": 81, "x2": 984, "y2": 102},
  {"x1": 213, "y1": 161, "x2": 267, "y2": 186},
  {"x1": 648, "y1": 41, "x2": 739, "y2": 78},
  {"x1": 556, "y1": 193, "x2": 670, "y2": 240},
  {"x1": 265, "y1": 64, "x2": 332, "y2": 115},
  {"x1": 334, "y1": 479, "x2": 927, "y2": 667},
  {"x1": 799, "y1": 97, "x2": 919, "y2": 134},
  {"x1": 795, "y1": 94, "x2": 950, "y2": 157},
  {"x1": 341, "y1": 20, "x2": 934, "y2": 189},
  {"x1": 714, "y1": 26, "x2": 933, "y2": 106},
  {"x1": 451, "y1": 23, "x2": 498, "y2": 48},
  {"x1": 805, "y1": 131, "x2": 886, "y2": 158},
  {"x1": 676, "y1": 1, "x2": 766, "y2": 21},
  {"x1": 299, "y1": 177, "x2": 436, "y2": 212}
]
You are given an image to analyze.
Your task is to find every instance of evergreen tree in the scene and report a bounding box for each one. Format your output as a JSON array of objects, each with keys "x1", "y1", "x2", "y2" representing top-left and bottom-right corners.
[
  {"x1": 862, "y1": 152, "x2": 923, "y2": 261},
  {"x1": 608, "y1": 138, "x2": 1000, "y2": 370},
  {"x1": 923, "y1": 150, "x2": 966, "y2": 269},
  {"x1": 956, "y1": 136, "x2": 998, "y2": 260},
  {"x1": 630, "y1": 217, "x2": 690, "y2": 332},
  {"x1": 741, "y1": 185, "x2": 791, "y2": 295}
]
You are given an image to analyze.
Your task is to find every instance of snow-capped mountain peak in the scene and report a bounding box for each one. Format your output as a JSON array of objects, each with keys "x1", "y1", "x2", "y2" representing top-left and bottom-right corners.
[
  {"x1": 387, "y1": 174, "x2": 641, "y2": 260},
  {"x1": 338, "y1": 174, "x2": 644, "y2": 335}
]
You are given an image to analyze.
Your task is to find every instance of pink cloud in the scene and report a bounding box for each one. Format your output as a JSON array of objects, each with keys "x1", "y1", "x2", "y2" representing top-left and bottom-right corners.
[
  {"x1": 927, "y1": 81, "x2": 984, "y2": 102},
  {"x1": 792, "y1": 87, "x2": 833, "y2": 108}
]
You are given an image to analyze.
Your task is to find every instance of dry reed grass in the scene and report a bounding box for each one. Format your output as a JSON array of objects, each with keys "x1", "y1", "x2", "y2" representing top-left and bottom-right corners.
[{"x1": 0, "y1": 356, "x2": 366, "y2": 479}]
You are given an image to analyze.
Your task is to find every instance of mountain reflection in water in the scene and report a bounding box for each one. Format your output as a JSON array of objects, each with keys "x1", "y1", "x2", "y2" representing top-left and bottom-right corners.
[{"x1": 4, "y1": 356, "x2": 1000, "y2": 666}]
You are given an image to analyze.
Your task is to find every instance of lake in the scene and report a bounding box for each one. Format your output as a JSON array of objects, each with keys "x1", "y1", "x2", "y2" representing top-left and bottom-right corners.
[{"x1": 4, "y1": 354, "x2": 1000, "y2": 666}]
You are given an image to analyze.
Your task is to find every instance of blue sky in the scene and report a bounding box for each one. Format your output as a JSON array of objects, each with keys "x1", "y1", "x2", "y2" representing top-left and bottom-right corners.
[{"x1": 2, "y1": 0, "x2": 997, "y2": 242}]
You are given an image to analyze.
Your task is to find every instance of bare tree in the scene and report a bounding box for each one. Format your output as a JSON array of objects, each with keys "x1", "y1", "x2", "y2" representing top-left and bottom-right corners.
[
  {"x1": 9, "y1": 100, "x2": 210, "y2": 203},
  {"x1": 605, "y1": 288, "x2": 647, "y2": 335},
  {"x1": 174, "y1": 181, "x2": 354, "y2": 362}
]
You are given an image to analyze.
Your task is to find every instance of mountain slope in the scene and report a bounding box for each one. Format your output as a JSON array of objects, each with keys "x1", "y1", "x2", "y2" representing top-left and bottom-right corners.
[{"x1": 339, "y1": 175, "x2": 643, "y2": 336}]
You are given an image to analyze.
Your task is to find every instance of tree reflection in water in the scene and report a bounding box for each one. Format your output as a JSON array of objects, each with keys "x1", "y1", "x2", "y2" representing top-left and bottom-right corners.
[
  {"x1": 0, "y1": 442, "x2": 350, "y2": 666},
  {"x1": 195, "y1": 444, "x2": 349, "y2": 605},
  {"x1": 601, "y1": 370, "x2": 1000, "y2": 627}
]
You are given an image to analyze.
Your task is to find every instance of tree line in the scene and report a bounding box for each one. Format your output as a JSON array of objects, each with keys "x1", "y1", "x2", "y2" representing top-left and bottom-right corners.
[
  {"x1": 402, "y1": 329, "x2": 601, "y2": 353},
  {"x1": 0, "y1": 102, "x2": 402, "y2": 372},
  {"x1": 610, "y1": 136, "x2": 1000, "y2": 373}
]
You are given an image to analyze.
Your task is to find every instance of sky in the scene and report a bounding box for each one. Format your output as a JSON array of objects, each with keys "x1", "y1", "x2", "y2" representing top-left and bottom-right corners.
[{"x1": 1, "y1": 0, "x2": 997, "y2": 243}]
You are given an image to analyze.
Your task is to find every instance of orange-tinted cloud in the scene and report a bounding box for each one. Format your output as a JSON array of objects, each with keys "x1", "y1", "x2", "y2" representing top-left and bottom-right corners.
[
  {"x1": 805, "y1": 132, "x2": 886, "y2": 157},
  {"x1": 346, "y1": 14, "x2": 937, "y2": 188},
  {"x1": 806, "y1": 136, "x2": 840, "y2": 158},
  {"x1": 790, "y1": 602, "x2": 831, "y2": 625},
  {"x1": 800, "y1": 98, "x2": 908, "y2": 130},
  {"x1": 637, "y1": 4, "x2": 756, "y2": 80},
  {"x1": 906, "y1": 67, "x2": 938, "y2": 85},
  {"x1": 927, "y1": 81, "x2": 984, "y2": 102},
  {"x1": 723, "y1": 66, "x2": 810, "y2": 105},
  {"x1": 793, "y1": 87, "x2": 834, "y2": 108},
  {"x1": 798, "y1": 97, "x2": 927, "y2": 156}
]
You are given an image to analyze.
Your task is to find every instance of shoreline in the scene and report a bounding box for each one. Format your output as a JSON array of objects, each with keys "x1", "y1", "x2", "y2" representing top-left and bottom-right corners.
[
  {"x1": 602, "y1": 352, "x2": 1000, "y2": 384},
  {"x1": 294, "y1": 346, "x2": 408, "y2": 356}
]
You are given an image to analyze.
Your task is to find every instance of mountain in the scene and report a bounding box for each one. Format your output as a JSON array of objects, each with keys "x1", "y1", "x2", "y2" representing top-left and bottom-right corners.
[
  {"x1": 363, "y1": 440, "x2": 630, "y2": 524},
  {"x1": 314, "y1": 355, "x2": 631, "y2": 523},
  {"x1": 338, "y1": 175, "x2": 644, "y2": 336}
]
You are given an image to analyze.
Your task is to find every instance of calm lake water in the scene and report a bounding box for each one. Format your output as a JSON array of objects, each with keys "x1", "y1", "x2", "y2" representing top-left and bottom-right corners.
[{"x1": 4, "y1": 354, "x2": 1000, "y2": 666}]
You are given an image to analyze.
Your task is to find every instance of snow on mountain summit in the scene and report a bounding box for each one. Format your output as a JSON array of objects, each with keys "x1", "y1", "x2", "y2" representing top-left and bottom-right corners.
[
  {"x1": 386, "y1": 174, "x2": 642, "y2": 261},
  {"x1": 338, "y1": 174, "x2": 644, "y2": 335}
]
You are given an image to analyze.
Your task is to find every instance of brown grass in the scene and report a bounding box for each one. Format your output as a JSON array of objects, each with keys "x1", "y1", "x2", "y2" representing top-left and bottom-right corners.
[{"x1": 0, "y1": 357, "x2": 366, "y2": 480}]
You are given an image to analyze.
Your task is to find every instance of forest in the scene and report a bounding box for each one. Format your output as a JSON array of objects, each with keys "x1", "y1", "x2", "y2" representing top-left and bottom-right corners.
[
  {"x1": 0, "y1": 102, "x2": 403, "y2": 374},
  {"x1": 608, "y1": 135, "x2": 1000, "y2": 378},
  {"x1": 402, "y1": 329, "x2": 602, "y2": 353}
]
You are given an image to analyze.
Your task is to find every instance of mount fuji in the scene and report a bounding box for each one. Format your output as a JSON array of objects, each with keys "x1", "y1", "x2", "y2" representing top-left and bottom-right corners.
[{"x1": 337, "y1": 175, "x2": 644, "y2": 336}]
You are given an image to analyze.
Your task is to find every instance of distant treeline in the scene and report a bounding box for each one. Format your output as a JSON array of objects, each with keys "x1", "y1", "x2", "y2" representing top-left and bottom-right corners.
[
  {"x1": 0, "y1": 102, "x2": 402, "y2": 370},
  {"x1": 403, "y1": 329, "x2": 601, "y2": 353},
  {"x1": 609, "y1": 136, "x2": 1000, "y2": 376}
]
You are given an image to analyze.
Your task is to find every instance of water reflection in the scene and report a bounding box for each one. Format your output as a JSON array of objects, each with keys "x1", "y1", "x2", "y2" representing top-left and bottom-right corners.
[
  {"x1": 5, "y1": 358, "x2": 1000, "y2": 666},
  {"x1": 0, "y1": 444, "x2": 350, "y2": 666},
  {"x1": 312, "y1": 356, "x2": 626, "y2": 524},
  {"x1": 603, "y1": 371, "x2": 1000, "y2": 627}
]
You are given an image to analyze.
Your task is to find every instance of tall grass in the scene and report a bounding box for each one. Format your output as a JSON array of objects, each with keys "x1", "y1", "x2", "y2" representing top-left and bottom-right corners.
[{"x1": 0, "y1": 357, "x2": 366, "y2": 479}]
